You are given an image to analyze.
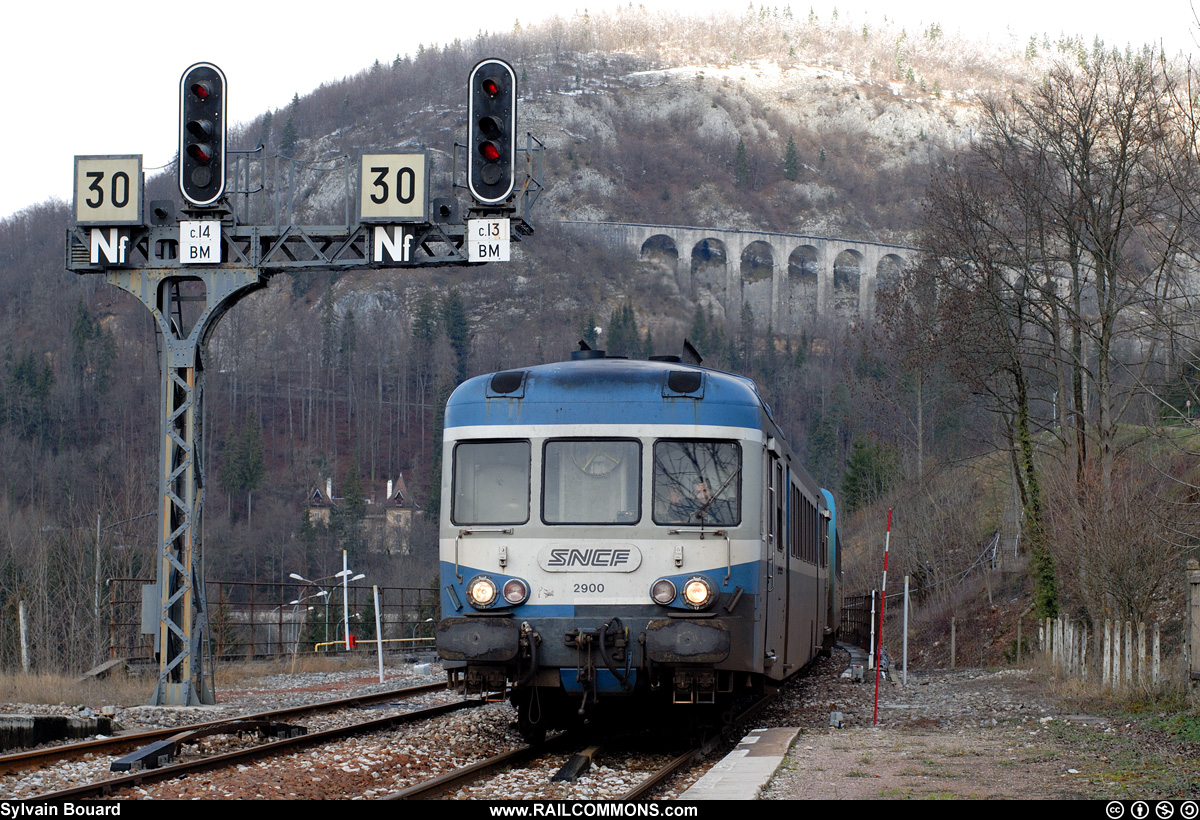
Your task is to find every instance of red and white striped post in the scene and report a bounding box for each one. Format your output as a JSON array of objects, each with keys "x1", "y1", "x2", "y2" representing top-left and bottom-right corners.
[{"x1": 873, "y1": 509, "x2": 892, "y2": 725}]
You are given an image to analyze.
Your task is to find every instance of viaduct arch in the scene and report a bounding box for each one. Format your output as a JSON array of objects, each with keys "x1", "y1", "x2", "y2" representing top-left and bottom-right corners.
[{"x1": 560, "y1": 220, "x2": 917, "y2": 332}]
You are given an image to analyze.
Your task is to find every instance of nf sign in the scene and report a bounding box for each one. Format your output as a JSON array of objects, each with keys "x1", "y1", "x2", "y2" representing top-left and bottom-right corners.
[
  {"x1": 180, "y1": 221, "x2": 221, "y2": 264},
  {"x1": 467, "y1": 218, "x2": 510, "y2": 262},
  {"x1": 372, "y1": 226, "x2": 413, "y2": 264}
]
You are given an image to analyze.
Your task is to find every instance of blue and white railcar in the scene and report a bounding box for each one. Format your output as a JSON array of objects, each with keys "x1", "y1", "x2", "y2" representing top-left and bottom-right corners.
[{"x1": 435, "y1": 352, "x2": 839, "y2": 740}]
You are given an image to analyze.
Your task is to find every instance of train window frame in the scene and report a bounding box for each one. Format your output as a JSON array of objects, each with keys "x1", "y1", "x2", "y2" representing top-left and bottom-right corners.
[
  {"x1": 450, "y1": 439, "x2": 532, "y2": 526},
  {"x1": 651, "y1": 439, "x2": 742, "y2": 527},
  {"x1": 540, "y1": 437, "x2": 642, "y2": 526}
]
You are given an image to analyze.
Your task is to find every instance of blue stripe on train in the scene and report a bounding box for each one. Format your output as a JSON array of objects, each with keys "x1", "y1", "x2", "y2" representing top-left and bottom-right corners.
[{"x1": 560, "y1": 669, "x2": 636, "y2": 694}]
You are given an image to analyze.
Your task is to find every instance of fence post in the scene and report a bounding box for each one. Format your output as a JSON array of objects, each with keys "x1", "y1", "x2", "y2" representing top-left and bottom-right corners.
[
  {"x1": 19, "y1": 600, "x2": 29, "y2": 672},
  {"x1": 902, "y1": 575, "x2": 909, "y2": 685},
  {"x1": 1016, "y1": 615, "x2": 1022, "y2": 666},
  {"x1": 1052, "y1": 618, "x2": 1060, "y2": 671},
  {"x1": 1137, "y1": 622, "x2": 1146, "y2": 688},
  {"x1": 1114, "y1": 621, "x2": 1123, "y2": 690},
  {"x1": 1153, "y1": 622, "x2": 1161, "y2": 687},
  {"x1": 1075, "y1": 624, "x2": 1084, "y2": 677},
  {"x1": 1124, "y1": 620, "x2": 1133, "y2": 690},
  {"x1": 1189, "y1": 560, "x2": 1200, "y2": 689},
  {"x1": 1081, "y1": 622, "x2": 1088, "y2": 682},
  {"x1": 1103, "y1": 620, "x2": 1112, "y2": 689},
  {"x1": 950, "y1": 617, "x2": 956, "y2": 670}
]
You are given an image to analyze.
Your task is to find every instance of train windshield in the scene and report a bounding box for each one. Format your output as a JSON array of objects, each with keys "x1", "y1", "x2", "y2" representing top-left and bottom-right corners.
[
  {"x1": 652, "y1": 440, "x2": 741, "y2": 526},
  {"x1": 451, "y1": 440, "x2": 531, "y2": 524},
  {"x1": 542, "y1": 439, "x2": 641, "y2": 524}
]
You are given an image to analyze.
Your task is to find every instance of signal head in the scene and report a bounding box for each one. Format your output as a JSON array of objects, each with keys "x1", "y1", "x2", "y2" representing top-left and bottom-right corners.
[
  {"x1": 467, "y1": 58, "x2": 517, "y2": 205},
  {"x1": 179, "y1": 62, "x2": 227, "y2": 207}
]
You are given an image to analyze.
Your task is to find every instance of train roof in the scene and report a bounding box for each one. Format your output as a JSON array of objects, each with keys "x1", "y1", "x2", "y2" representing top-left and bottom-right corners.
[{"x1": 444, "y1": 357, "x2": 778, "y2": 432}]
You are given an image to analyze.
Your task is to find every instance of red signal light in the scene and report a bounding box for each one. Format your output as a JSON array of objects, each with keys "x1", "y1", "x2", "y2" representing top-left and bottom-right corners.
[
  {"x1": 190, "y1": 81, "x2": 210, "y2": 100},
  {"x1": 187, "y1": 143, "x2": 214, "y2": 163},
  {"x1": 479, "y1": 141, "x2": 501, "y2": 162},
  {"x1": 481, "y1": 77, "x2": 500, "y2": 96}
]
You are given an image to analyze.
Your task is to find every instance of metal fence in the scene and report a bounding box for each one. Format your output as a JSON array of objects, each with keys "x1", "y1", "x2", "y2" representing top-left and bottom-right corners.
[
  {"x1": 840, "y1": 575, "x2": 1190, "y2": 688},
  {"x1": 107, "y1": 578, "x2": 439, "y2": 662},
  {"x1": 840, "y1": 593, "x2": 875, "y2": 651}
]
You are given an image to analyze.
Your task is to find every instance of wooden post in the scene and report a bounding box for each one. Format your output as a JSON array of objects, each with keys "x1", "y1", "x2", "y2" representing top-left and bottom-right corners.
[
  {"x1": 1103, "y1": 620, "x2": 1112, "y2": 689},
  {"x1": 1153, "y1": 623, "x2": 1161, "y2": 687},
  {"x1": 1113, "y1": 620, "x2": 1122, "y2": 689},
  {"x1": 1189, "y1": 560, "x2": 1200, "y2": 688},
  {"x1": 1137, "y1": 622, "x2": 1146, "y2": 687},
  {"x1": 951, "y1": 616, "x2": 956, "y2": 670},
  {"x1": 1056, "y1": 618, "x2": 1065, "y2": 672},
  {"x1": 1081, "y1": 622, "x2": 1088, "y2": 682},
  {"x1": 19, "y1": 600, "x2": 29, "y2": 672},
  {"x1": 1124, "y1": 620, "x2": 1133, "y2": 689},
  {"x1": 1016, "y1": 616, "x2": 1022, "y2": 666}
]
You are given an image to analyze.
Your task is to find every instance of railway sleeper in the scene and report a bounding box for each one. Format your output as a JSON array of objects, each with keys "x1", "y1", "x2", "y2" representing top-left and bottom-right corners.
[{"x1": 110, "y1": 720, "x2": 306, "y2": 772}]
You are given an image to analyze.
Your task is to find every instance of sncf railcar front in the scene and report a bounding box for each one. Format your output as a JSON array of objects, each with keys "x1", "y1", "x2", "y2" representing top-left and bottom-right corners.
[{"x1": 434, "y1": 354, "x2": 826, "y2": 741}]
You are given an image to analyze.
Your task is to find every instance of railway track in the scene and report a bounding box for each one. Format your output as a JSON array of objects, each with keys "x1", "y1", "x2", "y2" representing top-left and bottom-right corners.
[
  {"x1": 14, "y1": 684, "x2": 778, "y2": 801},
  {"x1": 0, "y1": 681, "x2": 449, "y2": 776},
  {"x1": 10, "y1": 682, "x2": 472, "y2": 801},
  {"x1": 389, "y1": 693, "x2": 776, "y2": 801}
]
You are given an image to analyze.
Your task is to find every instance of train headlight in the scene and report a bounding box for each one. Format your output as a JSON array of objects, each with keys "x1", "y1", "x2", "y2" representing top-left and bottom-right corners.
[
  {"x1": 466, "y1": 575, "x2": 498, "y2": 608},
  {"x1": 502, "y1": 578, "x2": 530, "y2": 606},
  {"x1": 650, "y1": 578, "x2": 677, "y2": 606},
  {"x1": 682, "y1": 576, "x2": 716, "y2": 610}
]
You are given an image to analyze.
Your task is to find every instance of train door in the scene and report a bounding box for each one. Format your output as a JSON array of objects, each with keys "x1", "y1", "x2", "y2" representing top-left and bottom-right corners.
[{"x1": 764, "y1": 449, "x2": 787, "y2": 678}]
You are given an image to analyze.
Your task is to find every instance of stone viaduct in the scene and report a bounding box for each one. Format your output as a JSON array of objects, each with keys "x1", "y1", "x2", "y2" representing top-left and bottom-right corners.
[{"x1": 560, "y1": 220, "x2": 918, "y2": 333}]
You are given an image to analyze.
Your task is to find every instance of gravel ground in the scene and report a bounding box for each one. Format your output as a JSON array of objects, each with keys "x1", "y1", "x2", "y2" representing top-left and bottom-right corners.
[
  {"x1": 758, "y1": 648, "x2": 1200, "y2": 800},
  {"x1": 5, "y1": 651, "x2": 1196, "y2": 800}
]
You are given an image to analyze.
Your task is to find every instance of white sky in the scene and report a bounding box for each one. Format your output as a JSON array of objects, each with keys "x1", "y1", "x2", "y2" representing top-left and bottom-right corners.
[{"x1": 4, "y1": 0, "x2": 1198, "y2": 220}]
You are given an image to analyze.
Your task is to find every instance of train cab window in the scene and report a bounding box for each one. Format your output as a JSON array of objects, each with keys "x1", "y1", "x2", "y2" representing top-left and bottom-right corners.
[
  {"x1": 652, "y1": 440, "x2": 740, "y2": 527},
  {"x1": 542, "y1": 439, "x2": 641, "y2": 524},
  {"x1": 451, "y1": 440, "x2": 531, "y2": 525}
]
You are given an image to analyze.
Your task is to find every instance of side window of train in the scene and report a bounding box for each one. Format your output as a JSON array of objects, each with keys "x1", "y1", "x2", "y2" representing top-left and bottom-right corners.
[
  {"x1": 542, "y1": 439, "x2": 641, "y2": 524},
  {"x1": 790, "y1": 485, "x2": 801, "y2": 559},
  {"x1": 451, "y1": 440, "x2": 531, "y2": 525},
  {"x1": 652, "y1": 440, "x2": 741, "y2": 526},
  {"x1": 773, "y1": 459, "x2": 784, "y2": 551}
]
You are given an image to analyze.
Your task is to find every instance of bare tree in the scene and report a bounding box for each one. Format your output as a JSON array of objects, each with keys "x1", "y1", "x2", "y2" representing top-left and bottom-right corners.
[{"x1": 914, "y1": 48, "x2": 1194, "y2": 617}]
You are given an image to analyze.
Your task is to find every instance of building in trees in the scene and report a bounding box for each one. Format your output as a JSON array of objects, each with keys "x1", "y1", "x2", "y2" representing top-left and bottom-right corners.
[{"x1": 306, "y1": 474, "x2": 419, "y2": 555}]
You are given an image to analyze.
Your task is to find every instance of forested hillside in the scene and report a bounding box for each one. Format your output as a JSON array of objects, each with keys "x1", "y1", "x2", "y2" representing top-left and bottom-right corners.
[{"x1": 3, "y1": 6, "x2": 1197, "y2": 671}]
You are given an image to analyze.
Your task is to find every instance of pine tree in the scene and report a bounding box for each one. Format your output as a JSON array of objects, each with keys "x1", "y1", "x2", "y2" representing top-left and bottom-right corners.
[
  {"x1": 220, "y1": 410, "x2": 266, "y2": 523},
  {"x1": 578, "y1": 313, "x2": 599, "y2": 347},
  {"x1": 784, "y1": 136, "x2": 799, "y2": 181},
  {"x1": 442, "y1": 289, "x2": 470, "y2": 382},
  {"x1": 841, "y1": 437, "x2": 898, "y2": 514},
  {"x1": 258, "y1": 110, "x2": 273, "y2": 149},
  {"x1": 280, "y1": 119, "x2": 298, "y2": 156},
  {"x1": 335, "y1": 460, "x2": 368, "y2": 555},
  {"x1": 735, "y1": 139, "x2": 751, "y2": 188}
]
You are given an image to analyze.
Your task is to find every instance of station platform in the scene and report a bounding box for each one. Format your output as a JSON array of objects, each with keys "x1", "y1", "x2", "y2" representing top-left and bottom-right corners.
[
  {"x1": 676, "y1": 726, "x2": 800, "y2": 800},
  {"x1": 677, "y1": 645, "x2": 875, "y2": 800}
]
